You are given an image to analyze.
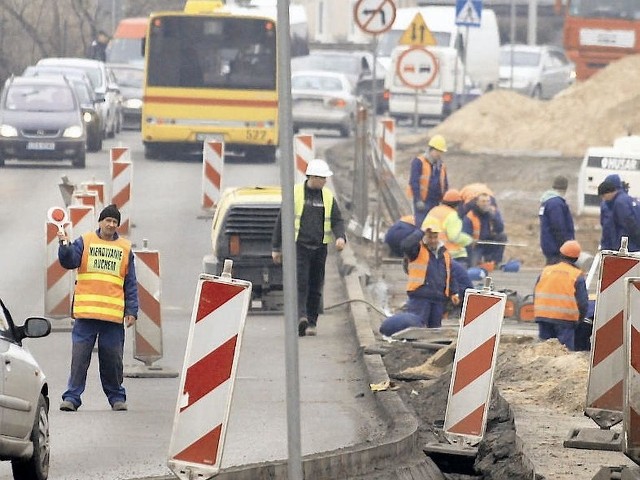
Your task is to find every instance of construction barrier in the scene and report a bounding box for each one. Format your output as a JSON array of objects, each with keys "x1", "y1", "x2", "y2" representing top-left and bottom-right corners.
[
  {"x1": 442, "y1": 285, "x2": 506, "y2": 445},
  {"x1": 377, "y1": 117, "x2": 396, "y2": 174},
  {"x1": 81, "y1": 179, "x2": 106, "y2": 213},
  {"x1": 624, "y1": 278, "x2": 640, "y2": 466},
  {"x1": 44, "y1": 208, "x2": 72, "y2": 319},
  {"x1": 586, "y1": 248, "x2": 640, "y2": 429},
  {"x1": 110, "y1": 146, "x2": 131, "y2": 165},
  {"x1": 167, "y1": 269, "x2": 252, "y2": 479},
  {"x1": 202, "y1": 140, "x2": 224, "y2": 210},
  {"x1": 110, "y1": 149, "x2": 132, "y2": 236},
  {"x1": 68, "y1": 204, "x2": 95, "y2": 242},
  {"x1": 294, "y1": 133, "x2": 315, "y2": 182},
  {"x1": 71, "y1": 190, "x2": 99, "y2": 222}
]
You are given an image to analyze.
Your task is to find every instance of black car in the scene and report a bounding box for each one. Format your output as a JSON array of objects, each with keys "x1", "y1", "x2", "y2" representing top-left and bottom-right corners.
[
  {"x1": 0, "y1": 76, "x2": 86, "y2": 167},
  {"x1": 108, "y1": 63, "x2": 143, "y2": 130}
]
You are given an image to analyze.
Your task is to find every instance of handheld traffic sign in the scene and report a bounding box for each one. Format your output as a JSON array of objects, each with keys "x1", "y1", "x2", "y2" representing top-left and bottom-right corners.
[
  {"x1": 456, "y1": 0, "x2": 483, "y2": 27},
  {"x1": 396, "y1": 46, "x2": 439, "y2": 89},
  {"x1": 354, "y1": 0, "x2": 396, "y2": 35},
  {"x1": 47, "y1": 206, "x2": 68, "y2": 238},
  {"x1": 398, "y1": 12, "x2": 437, "y2": 47}
]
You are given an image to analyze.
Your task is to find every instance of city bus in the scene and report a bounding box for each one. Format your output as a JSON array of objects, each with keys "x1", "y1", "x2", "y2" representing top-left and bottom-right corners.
[
  {"x1": 555, "y1": 0, "x2": 640, "y2": 80},
  {"x1": 141, "y1": 0, "x2": 308, "y2": 161}
]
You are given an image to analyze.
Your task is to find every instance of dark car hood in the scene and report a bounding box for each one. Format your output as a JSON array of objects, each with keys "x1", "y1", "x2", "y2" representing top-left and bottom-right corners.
[
  {"x1": 119, "y1": 86, "x2": 142, "y2": 99},
  {"x1": 1, "y1": 109, "x2": 81, "y2": 128}
]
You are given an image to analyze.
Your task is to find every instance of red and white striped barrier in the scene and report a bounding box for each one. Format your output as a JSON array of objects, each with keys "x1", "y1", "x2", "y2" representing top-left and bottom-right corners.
[
  {"x1": 71, "y1": 189, "x2": 99, "y2": 218},
  {"x1": 443, "y1": 287, "x2": 505, "y2": 444},
  {"x1": 294, "y1": 133, "x2": 315, "y2": 182},
  {"x1": 44, "y1": 212, "x2": 72, "y2": 318},
  {"x1": 133, "y1": 242, "x2": 163, "y2": 365},
  {"x1": 377, "y1": 117, "x2": 396, "y2": 173},
  {"x1": 110, "y1": 146, "x2": 131, "y2": 165},
  {"x1": 68, "y1": 205, "x2": 95, "y2": 242},
  {"x1": 202, "y1": 141, "x2": 224, "y2": 210},
  {"x1": 168, "y1": 273, "x2": 251, "y2": 479},
  {"x1": 81, "y1": 179, "x2": 106, "y2": 213},
  {"x1": 586, "y1": 250, "x2": 640, "y2": 428},
  {"x1": 110, "y1": 150, "x2": 133, "y2": 236},
  {"x1": 624, "y1": 277, "x2": 640, "y2": 465}
]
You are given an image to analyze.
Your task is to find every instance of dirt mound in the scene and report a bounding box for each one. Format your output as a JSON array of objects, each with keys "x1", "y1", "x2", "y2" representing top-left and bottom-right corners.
[{"x1": 430, "y1": 54, "x2": 640, "y2": 157}]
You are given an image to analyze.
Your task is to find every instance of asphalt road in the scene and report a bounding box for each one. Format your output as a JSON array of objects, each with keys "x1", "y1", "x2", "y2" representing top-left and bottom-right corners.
[{"x1": 0, "y1": 131, "x2": 387, "y2": 479}]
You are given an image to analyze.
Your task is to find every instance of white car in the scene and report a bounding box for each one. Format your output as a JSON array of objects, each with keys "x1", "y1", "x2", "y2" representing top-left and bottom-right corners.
[
  {"x1": 0, "y1": 299, "x2": 51, "y2": 480},
  {"x1": 291, "y1": 70, "x2": 357, "y2": 137},
  {"x1": 498, "y1": 44, "x2": 576, "y2": 100},
  {"x1": 36, "y1": 57, "x2": 122, "y2": 138}
]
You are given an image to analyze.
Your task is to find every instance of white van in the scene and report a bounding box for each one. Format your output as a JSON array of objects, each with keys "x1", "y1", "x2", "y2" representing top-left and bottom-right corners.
[{"x1": 377, "y1": 6, "x2": 500, "y2": 92}]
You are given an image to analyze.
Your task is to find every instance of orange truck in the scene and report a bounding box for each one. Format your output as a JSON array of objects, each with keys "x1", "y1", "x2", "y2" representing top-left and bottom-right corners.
[
  {"x1": 556, "y1": 0, "x2": 640, "y2": 80},
  {"x1": 106, "y1": 17, "x2": 148, "y2": 65}
]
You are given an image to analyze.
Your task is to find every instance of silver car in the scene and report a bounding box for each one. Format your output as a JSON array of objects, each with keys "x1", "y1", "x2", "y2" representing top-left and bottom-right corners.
[
  {"x1": 0, "y1": 299, "x2": 51, "y2": 480},
  {"x1": 498, "y1": 44, "x2": 576, "y2": 100},
  {"x1": 291, "y1": 70, "x2": 357, "y2": 138}
]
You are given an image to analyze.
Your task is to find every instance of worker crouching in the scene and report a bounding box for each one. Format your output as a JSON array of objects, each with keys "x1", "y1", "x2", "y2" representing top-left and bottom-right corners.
[
  {"x1": 379, "y1": 220, "x2": 460, "y2": 336},
  {"x1": 533, "y1": 240, "x2": 588, "y2": 351}
]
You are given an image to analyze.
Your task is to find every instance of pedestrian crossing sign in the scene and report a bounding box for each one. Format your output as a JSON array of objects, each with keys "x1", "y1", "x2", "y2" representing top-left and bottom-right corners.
[
  {"x1": 455, "y1": 0, "x2": 482, "y2": 27},
  {"x1": 398, "y1": 12, "x2": 437, "y2": 46}
]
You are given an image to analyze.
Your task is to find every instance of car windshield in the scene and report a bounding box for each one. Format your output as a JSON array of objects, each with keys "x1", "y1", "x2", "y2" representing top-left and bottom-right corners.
[
  {"x1": 71, "y1": 80, "x2": 93, "y2": 104},
  {"x1": 0, "y1": 300, "x2": 15, "y2": 341},
  {"x1": 111, "y1": 68, "x2": 143, "y2": 88},
  {"x1": 5, "y1": 85, "x2": 76, "y2": 112},
  {"x1": 500, "y1": 50, "x2": 541, "y2": 67},
  {"x1": 293, "y1": 54, "x2": 361, "y2": 76},
  {"x1": 292, "y1": 75, "x2": 344, "y2": 92}
]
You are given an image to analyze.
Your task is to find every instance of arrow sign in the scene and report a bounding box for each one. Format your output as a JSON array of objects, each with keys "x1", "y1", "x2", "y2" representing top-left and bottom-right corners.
[
  {"x1": 456, "y1": 0, "x2": 482, "y2": 27},
  {"x1": 398, "y1": 12, "x2": 437, "y2": 47},
  {"x1": 354, "y1": 0, "x2": 397, "y2": 35}
]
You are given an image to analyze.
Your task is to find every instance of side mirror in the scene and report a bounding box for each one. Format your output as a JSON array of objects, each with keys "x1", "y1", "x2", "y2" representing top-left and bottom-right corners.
[{"x1": 22, "y1": 317, "x2": 51, "y2": 338}]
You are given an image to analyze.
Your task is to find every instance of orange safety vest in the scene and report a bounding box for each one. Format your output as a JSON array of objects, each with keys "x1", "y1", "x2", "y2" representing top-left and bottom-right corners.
[
  {"x1": 406, "y1": 245, "x2": 451, "y2": 296},
  {"x1": 534, "y1": 262, "x2": 582, "y2": 322},
  {"x1": 73, "y1": 232, "x2": 132, "y2": 323},
  {"x1": 406, "y1": 155, "x2": 447, "y2": 201},
  {"x1": 425, "y1": 204, "x2": 468, "y2": 257},
  {"x1": 466, "y1": 210, "x2": 481, "y2": 240}
]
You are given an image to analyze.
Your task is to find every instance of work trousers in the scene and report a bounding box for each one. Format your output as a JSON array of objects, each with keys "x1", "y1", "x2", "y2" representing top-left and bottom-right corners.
[
  {"x1": 538, "y1": 320, "x2": 576, "y2": 351},
  {"x1": 62, "y1": 318, "x2": 126, "y2": 407},
  {"x1": 406, "y1": 295, "x2": 446, "y2": 328},
  {"x1": 296, "y1": 242, "x2": 327, "y2": 325}
]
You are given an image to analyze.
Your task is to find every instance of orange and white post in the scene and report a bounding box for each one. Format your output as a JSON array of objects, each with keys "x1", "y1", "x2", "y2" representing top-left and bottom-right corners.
[
  {"x1": 167, "y1": 267, "x2": 252, "y2": 479},
  {"x1": 71, "y1": 189, "x2": 99, "y2": 223},
  {"x1": 443, "y1": 282, "x2": 506, "y2": 447},
  {"x1": 110, "y1": 148, "x2": 133, "y2": 236},
  {"x1": 202, "y1": 140, "x2": 224, "y2": 210},
  {"x1": 81, "y1": 179, "x2": 106, "y2": 214},
  {"x1": 586, "y1": 240, "x2": 640, "y2": 429},
  {"x1": 44, "y1": 207, "x2": 72, "y2": 318},
  {"x1": 294, "y1": 133, "x2": 315, "y2": 182},
  {"x1": 377, "y1": 117, "x2": 396, "y2": 174},
  {"x1": 623, "y1": 277, "x2": 640, "y2": 465}
]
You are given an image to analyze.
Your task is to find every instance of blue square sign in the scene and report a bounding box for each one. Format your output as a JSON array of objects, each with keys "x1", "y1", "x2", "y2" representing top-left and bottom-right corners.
[{"x1": 456, "y1": 0, "x2": 483, "y2": 27}]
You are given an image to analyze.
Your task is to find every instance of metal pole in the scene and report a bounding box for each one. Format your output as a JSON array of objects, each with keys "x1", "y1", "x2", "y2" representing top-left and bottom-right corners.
[
  {"x1": 510, "y1": 0, "x2": 517, "y2": 45},
  {"x1": 413, "y1": 89, "x2": 419, "y2": 131},
  {"x1": 370, "y1": 36, "x2": 379, "y2": 135},
  {"x1": 276, "y1": 2, "x2": 303, "y2": 479},
  {"x1": 462, "y1": 25, "x2": 469, "y2": 98},
  {"x1": 527, "y1": 0, "x2": 538, "y2": 45}
]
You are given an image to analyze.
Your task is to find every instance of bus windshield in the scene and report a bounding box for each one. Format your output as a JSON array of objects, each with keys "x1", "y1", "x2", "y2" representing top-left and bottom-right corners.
[
  {"x1": 569, "y1": 0, "x2": 640, "y2": 19},
  {"x1": 147, "y1": 16, "x2": 276, "y2": 90}
]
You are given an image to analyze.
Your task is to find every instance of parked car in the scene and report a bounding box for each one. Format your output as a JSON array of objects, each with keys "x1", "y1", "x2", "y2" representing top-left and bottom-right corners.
[
  {"x1": 22, "y1": 67, "x2": 103, "y2": 152},
  {"x1": 498, "y1": 44, "x2": 576, "y2": 99},
  {"x1": 291, "y1": 70, "x2": 358, "y2": 137},
  {"x1": 292, "y1": 49, "x2": 387, "y2": 113},
  {"x1": 108, "y1": 63, "x2": 143, "y2": 130},
  {"x1": 0, "y1": 298, "x2": 51, "y2": 480},
  {"x1": 35, "y1": 57, "x2": 122, "y2": 138},
  {"x1": 203, "y1": 186, "x2": 283, "y2": 311},
  {"x1": 0, "y1": 75, "x2": 87, "y2": 168}
]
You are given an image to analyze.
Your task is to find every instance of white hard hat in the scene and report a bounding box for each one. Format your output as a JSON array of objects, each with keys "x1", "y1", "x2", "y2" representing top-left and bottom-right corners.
[{"x1": 305, "y1": 159, "x2": 333, "y2": 177}]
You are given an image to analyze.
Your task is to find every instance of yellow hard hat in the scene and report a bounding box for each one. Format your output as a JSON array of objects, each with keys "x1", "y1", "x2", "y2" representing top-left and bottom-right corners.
[
  {"x1": 421, "y1": 217, "x2": 441, "y2": 233},
  {"x1": 428, "y1": 134, "x2": 447, "y2": 152}
]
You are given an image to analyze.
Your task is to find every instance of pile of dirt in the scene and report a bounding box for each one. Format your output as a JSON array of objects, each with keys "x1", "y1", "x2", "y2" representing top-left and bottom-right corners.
[{"x1": 431, "y1": 54, "x2": 640, "y2": 157}]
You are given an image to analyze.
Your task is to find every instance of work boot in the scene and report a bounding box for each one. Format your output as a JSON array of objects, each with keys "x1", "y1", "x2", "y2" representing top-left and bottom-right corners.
[
  {"x1": 298, "y1": 317, "x2": 308, "y2": 337},
  {"x1": 306, "y1": 324, "x2": 317, "y2": 336},
  {"x1": 111, "y1": 401, "x2": 128, "y2": 411},
  {"x1": 59, "y1": 400, "x2": 77, "y2": 412}
]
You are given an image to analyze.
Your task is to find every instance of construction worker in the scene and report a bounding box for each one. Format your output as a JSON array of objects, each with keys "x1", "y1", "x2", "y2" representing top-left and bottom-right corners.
[
  {"x1": 598, "y1": 174, "x2": 639, "y2": 251},
  {"x1": 272, "y1": 158, "x2": 346, "y2": 337},
  {"x1": 539, "y1": 175, "x2": 575, "y2": 264},
  {"x1": 407, "y1": 134, "x2": 448, "y2": 226},
  {"x1": 379, "y1": 219, "x2": 460, "y2": 335},
  {"x1": 460, "y1": 182, "x2": 495, "y2": 216},
  {"x1": 383, "y1": 214, "x2": 419, "y2": 257},
  {"x1": 534, "y1": 240, "x2": 588, "y2": 351},
  {"x1": 422, "y1": 189, "x2": 474, "y2": 267},
  {"x1": 462, "y1": 192, "x2": 507, "y2": 269}
]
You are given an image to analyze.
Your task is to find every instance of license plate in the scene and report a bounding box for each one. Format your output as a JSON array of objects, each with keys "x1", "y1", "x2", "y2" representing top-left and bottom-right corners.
[
  {"x1": 196, "y1": 133, "x2": 223, "y2": 142},
  {"x1": 27, "y1": 142, "x2": 55, "y2": 150}
]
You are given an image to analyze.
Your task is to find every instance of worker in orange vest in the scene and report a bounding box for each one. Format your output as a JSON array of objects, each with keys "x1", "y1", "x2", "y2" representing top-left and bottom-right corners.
[
  {"x1": 534, "y1": 240, "x2": 588, "y2": 351},
  {"x1": 407, "y1": 134, "x2": 448, "y2": 226}
]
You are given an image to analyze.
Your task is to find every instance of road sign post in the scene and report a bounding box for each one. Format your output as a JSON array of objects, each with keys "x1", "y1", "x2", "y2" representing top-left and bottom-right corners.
[{"x1": 456, "y1": 0, "x2": 483, "y2": 99}]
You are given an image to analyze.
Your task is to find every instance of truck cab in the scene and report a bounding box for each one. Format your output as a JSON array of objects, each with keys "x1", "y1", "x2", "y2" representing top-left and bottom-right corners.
[{"x1": 203, "y1": 186, "x2": 283, "y2": 311}]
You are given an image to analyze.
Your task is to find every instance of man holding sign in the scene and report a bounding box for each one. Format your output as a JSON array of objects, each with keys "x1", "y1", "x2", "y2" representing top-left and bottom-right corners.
[{"x1": 57, "y1": 204, "x2": 138, "y2": 412}]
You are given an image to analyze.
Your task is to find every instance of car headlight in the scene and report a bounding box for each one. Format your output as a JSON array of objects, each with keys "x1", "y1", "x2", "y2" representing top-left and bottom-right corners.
[
  {"x1": 0, "y1": 124, "x2": 18, "y2": 137},
  {"x1": 63, "y1": 125, "x2": 84, "y2": 138},
  {"x1": 124, "y1": 98, "x2": 143, "y2": 109},
  {"x1": 83, "y1": 111, "x2": 95, "y2": 123}
]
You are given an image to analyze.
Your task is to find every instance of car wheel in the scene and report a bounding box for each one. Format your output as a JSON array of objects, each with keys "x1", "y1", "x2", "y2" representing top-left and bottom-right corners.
[
  {"x1": 0, "y1": 153, "x2": 4, "y2": 167},
  {"x1": 144, "y1": 143, "x2": 161, "y2": 160},
  {"x1": 116, "y1": 110, "x2": 123, "y2": 134},
  {"x1": 339, "y1": 124, "x2": 351, "y2": 138},
  {"x1": 88, "y1": 135, "x2": 102, "y2": 152},
  {"x1": 11, "y1": 394, "x2": 50, "y2": 480},
  {"x1": 531, "y1": 85, "x2": 542, "y2": 99},
  {"x1": 73, "y1": 151, "x2": 86, "y2": 168}
]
